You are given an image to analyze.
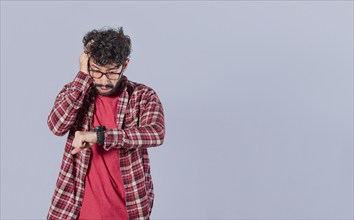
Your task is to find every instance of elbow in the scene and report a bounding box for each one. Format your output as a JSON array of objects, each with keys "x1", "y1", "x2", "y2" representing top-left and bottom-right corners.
[
  {"x1": 47, "y1": 117, "x2": 68, "y2": 136},
  {"x1": 50, "y1": 129, "x2": 67, "y2": 137},
  {"x1": 156, "y1": 123, "x2": 165, "y2": 146}
]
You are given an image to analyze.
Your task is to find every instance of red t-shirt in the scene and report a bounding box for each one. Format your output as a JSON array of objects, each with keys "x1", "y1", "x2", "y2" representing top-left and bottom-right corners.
[{"x1": 78, "y1": 94, "x2": 129, "y2": 220}]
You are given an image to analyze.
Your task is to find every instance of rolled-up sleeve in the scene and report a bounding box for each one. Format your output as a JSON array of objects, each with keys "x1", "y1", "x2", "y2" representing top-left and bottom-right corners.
[{"x1": 47, "y1": 72, "x2": 94, "y2": 136}]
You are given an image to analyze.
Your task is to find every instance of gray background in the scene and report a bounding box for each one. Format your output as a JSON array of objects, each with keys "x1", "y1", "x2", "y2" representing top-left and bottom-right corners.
[{"x1": 1, "y1": 1, "x2": 353, "y2": 219}]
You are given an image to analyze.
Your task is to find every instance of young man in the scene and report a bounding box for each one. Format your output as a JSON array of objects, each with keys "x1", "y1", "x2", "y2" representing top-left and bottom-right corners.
[{"x1": 47, "y1": 27, "x2": 165, "y2": 220}]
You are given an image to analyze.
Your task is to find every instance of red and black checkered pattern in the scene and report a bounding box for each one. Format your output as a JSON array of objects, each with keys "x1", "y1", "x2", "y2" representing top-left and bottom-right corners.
[{"x1": 47, "y1": 72, "x2": 165, "y2": 220}]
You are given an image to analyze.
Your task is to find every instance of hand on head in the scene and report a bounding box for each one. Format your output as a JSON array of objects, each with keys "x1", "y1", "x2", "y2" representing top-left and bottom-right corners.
[{"x1": 79, "y1": 40, "x2": 94, "y2": 74}]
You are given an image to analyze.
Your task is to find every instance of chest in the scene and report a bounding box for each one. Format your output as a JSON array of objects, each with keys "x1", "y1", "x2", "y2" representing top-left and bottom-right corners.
[{"x1": 77, "y1": 92, "x2": 141, "y2": 132}]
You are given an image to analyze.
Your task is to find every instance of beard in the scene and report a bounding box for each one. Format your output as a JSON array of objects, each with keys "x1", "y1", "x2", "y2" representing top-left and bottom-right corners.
[{"x1": 94, "y1": 76, "x2": 123, "y2": 97}]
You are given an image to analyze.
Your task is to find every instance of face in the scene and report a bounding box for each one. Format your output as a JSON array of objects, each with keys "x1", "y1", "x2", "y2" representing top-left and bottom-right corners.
[{"x1": 88, "y1": 60, "x2": 128, "y2": 96}]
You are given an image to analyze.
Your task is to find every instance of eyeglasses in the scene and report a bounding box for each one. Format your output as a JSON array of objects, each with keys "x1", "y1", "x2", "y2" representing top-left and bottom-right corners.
[{"x1": 89, "y1": 65, "x2": 124, "y2": 80}]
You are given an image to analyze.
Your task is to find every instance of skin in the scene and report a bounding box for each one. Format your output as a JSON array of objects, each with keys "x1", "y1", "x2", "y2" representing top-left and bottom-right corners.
[
  {"x1": 71, "y1": 131, "x2": 97, "y2": 155},
  {"x1": 89, "y1": 59, "x2": 129, "y2": 96},
  {"x1": 71, "y1": 50, "x2": 129, "y2": 155}
]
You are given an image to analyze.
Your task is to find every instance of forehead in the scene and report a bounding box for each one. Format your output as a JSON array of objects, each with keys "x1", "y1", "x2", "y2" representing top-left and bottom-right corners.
[{"x1": 90, "y1": 60, "x2": 119, "y2": 69}]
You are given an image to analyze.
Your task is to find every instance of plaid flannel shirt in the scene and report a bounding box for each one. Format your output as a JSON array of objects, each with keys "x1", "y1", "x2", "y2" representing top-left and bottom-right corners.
[{"x1": 47, "y1": 72, "x2": 165, "y2": 220}]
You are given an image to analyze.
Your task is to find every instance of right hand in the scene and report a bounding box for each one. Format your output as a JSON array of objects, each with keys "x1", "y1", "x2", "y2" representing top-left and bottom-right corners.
[
  {"x1": 79, "y1": 51, "x2": 90, "y2": 74},
  {"x1": 71, "y1": 131, "x2": 96, "y2": 154}
]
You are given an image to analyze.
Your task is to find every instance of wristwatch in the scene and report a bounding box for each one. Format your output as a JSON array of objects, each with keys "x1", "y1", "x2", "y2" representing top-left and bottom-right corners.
[{"x1": 92, "y1": 126, "x2": 106, "y2": 145}]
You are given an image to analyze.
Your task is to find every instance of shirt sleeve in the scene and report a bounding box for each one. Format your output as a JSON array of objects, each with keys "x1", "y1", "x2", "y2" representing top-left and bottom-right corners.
[
  {"x1": 103, "y1": 90, "x2": 165, "y2": 151},
  {"x1": 47, "y1": 72, "x2": 94, "y2": 136}
]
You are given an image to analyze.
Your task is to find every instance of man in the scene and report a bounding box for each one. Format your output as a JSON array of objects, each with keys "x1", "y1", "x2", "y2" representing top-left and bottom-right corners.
[{"x1": 47, "y1": 27, "x2": 165, "y2": 220}]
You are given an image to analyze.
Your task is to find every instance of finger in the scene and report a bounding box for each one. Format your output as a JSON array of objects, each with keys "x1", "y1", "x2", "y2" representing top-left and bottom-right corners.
[
  {"x1": 72, "y1": 138, "x2": 82, "y2": 153},
  {"x1": 82, "y1": 142, "x2": 90, "y2": 148},
  {"x1": 73, "y1": 138, "x2": 80, "y2": 149},
  {"x1": 71, "y1": 147, "x2": 80, "y2": 155},
  {"x1": 87, "y1": 39, "x2": 94, "y2": 46},
  {"x1": 81, "y1": 51, "x2": 89, "y2": 58},
  {"x1": 81, "y1": 142, "x2": 93, "y2": 149},
  {"x1": 84, "y1": 40, "x2": 94, "y2": 53}
]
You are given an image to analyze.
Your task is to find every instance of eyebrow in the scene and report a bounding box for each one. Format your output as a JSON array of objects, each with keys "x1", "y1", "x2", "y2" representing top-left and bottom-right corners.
[{"x1": 90, "y1": 63, "x2": 119, "y2": 70}]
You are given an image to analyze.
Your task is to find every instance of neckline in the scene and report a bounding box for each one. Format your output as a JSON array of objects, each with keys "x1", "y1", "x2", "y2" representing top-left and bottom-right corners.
[{"x1": 96, "y1": 94, "x2": 119, "y2": 101}]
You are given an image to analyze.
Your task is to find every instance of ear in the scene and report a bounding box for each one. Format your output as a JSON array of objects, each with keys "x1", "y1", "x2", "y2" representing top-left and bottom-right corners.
[{"x1": 123, "y1": 59, "x2": 130, "y2": 71}]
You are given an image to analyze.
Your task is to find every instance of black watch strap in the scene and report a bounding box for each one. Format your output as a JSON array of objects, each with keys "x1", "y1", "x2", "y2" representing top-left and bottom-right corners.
[{"x1": 92, "y1": 126, "x2": 106, "y2": 145}]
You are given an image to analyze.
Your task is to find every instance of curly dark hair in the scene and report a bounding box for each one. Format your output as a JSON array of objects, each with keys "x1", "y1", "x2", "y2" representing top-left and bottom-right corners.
[{"x1": 82, "y1": 27, "x2": 131, "y2": 66}]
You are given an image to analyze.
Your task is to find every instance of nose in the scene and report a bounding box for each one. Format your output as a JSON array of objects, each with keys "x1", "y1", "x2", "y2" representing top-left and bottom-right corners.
[{"x1": 99, "y1": 74, "x2": 111, "y2": 84}]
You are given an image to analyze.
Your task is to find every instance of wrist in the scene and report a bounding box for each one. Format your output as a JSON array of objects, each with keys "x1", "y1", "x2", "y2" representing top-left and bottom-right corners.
[
  {"x1": 92, "y1": 126, "x2": 106, "y2": 145},
  {"x1": 91, "y1": 131, "x2": 98, "y2": 143},
  {"x1": 80, "y1": 67, "x2": 89, "y2": 75}
]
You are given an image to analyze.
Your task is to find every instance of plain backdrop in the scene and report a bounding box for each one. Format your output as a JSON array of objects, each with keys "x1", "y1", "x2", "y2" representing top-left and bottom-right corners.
[{"x1": 1, "y1": 1, "x2": 353, "y2": 219}]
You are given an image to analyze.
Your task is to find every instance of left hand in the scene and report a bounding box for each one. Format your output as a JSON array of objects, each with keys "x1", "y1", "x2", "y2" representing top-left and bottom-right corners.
[
  {"x1": 71, "y1": 131, "x2": 97, "y2": 154},
  {"x1": 79, "y1": 51, "x2": 90, "y2": 75}
]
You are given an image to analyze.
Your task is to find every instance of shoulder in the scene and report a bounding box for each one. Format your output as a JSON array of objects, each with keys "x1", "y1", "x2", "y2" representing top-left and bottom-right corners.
[{"x1": 126, "y1": 79, "x2": 161, "y2": 103}]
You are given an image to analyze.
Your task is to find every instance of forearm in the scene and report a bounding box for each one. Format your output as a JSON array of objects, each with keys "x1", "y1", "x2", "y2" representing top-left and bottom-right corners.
[
  {"x1": 103, "y1": 122, "x2": 165, "y2": 151},
  {"x1": 47, "y1": 72, "x2": 93, "y2": 136}
]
